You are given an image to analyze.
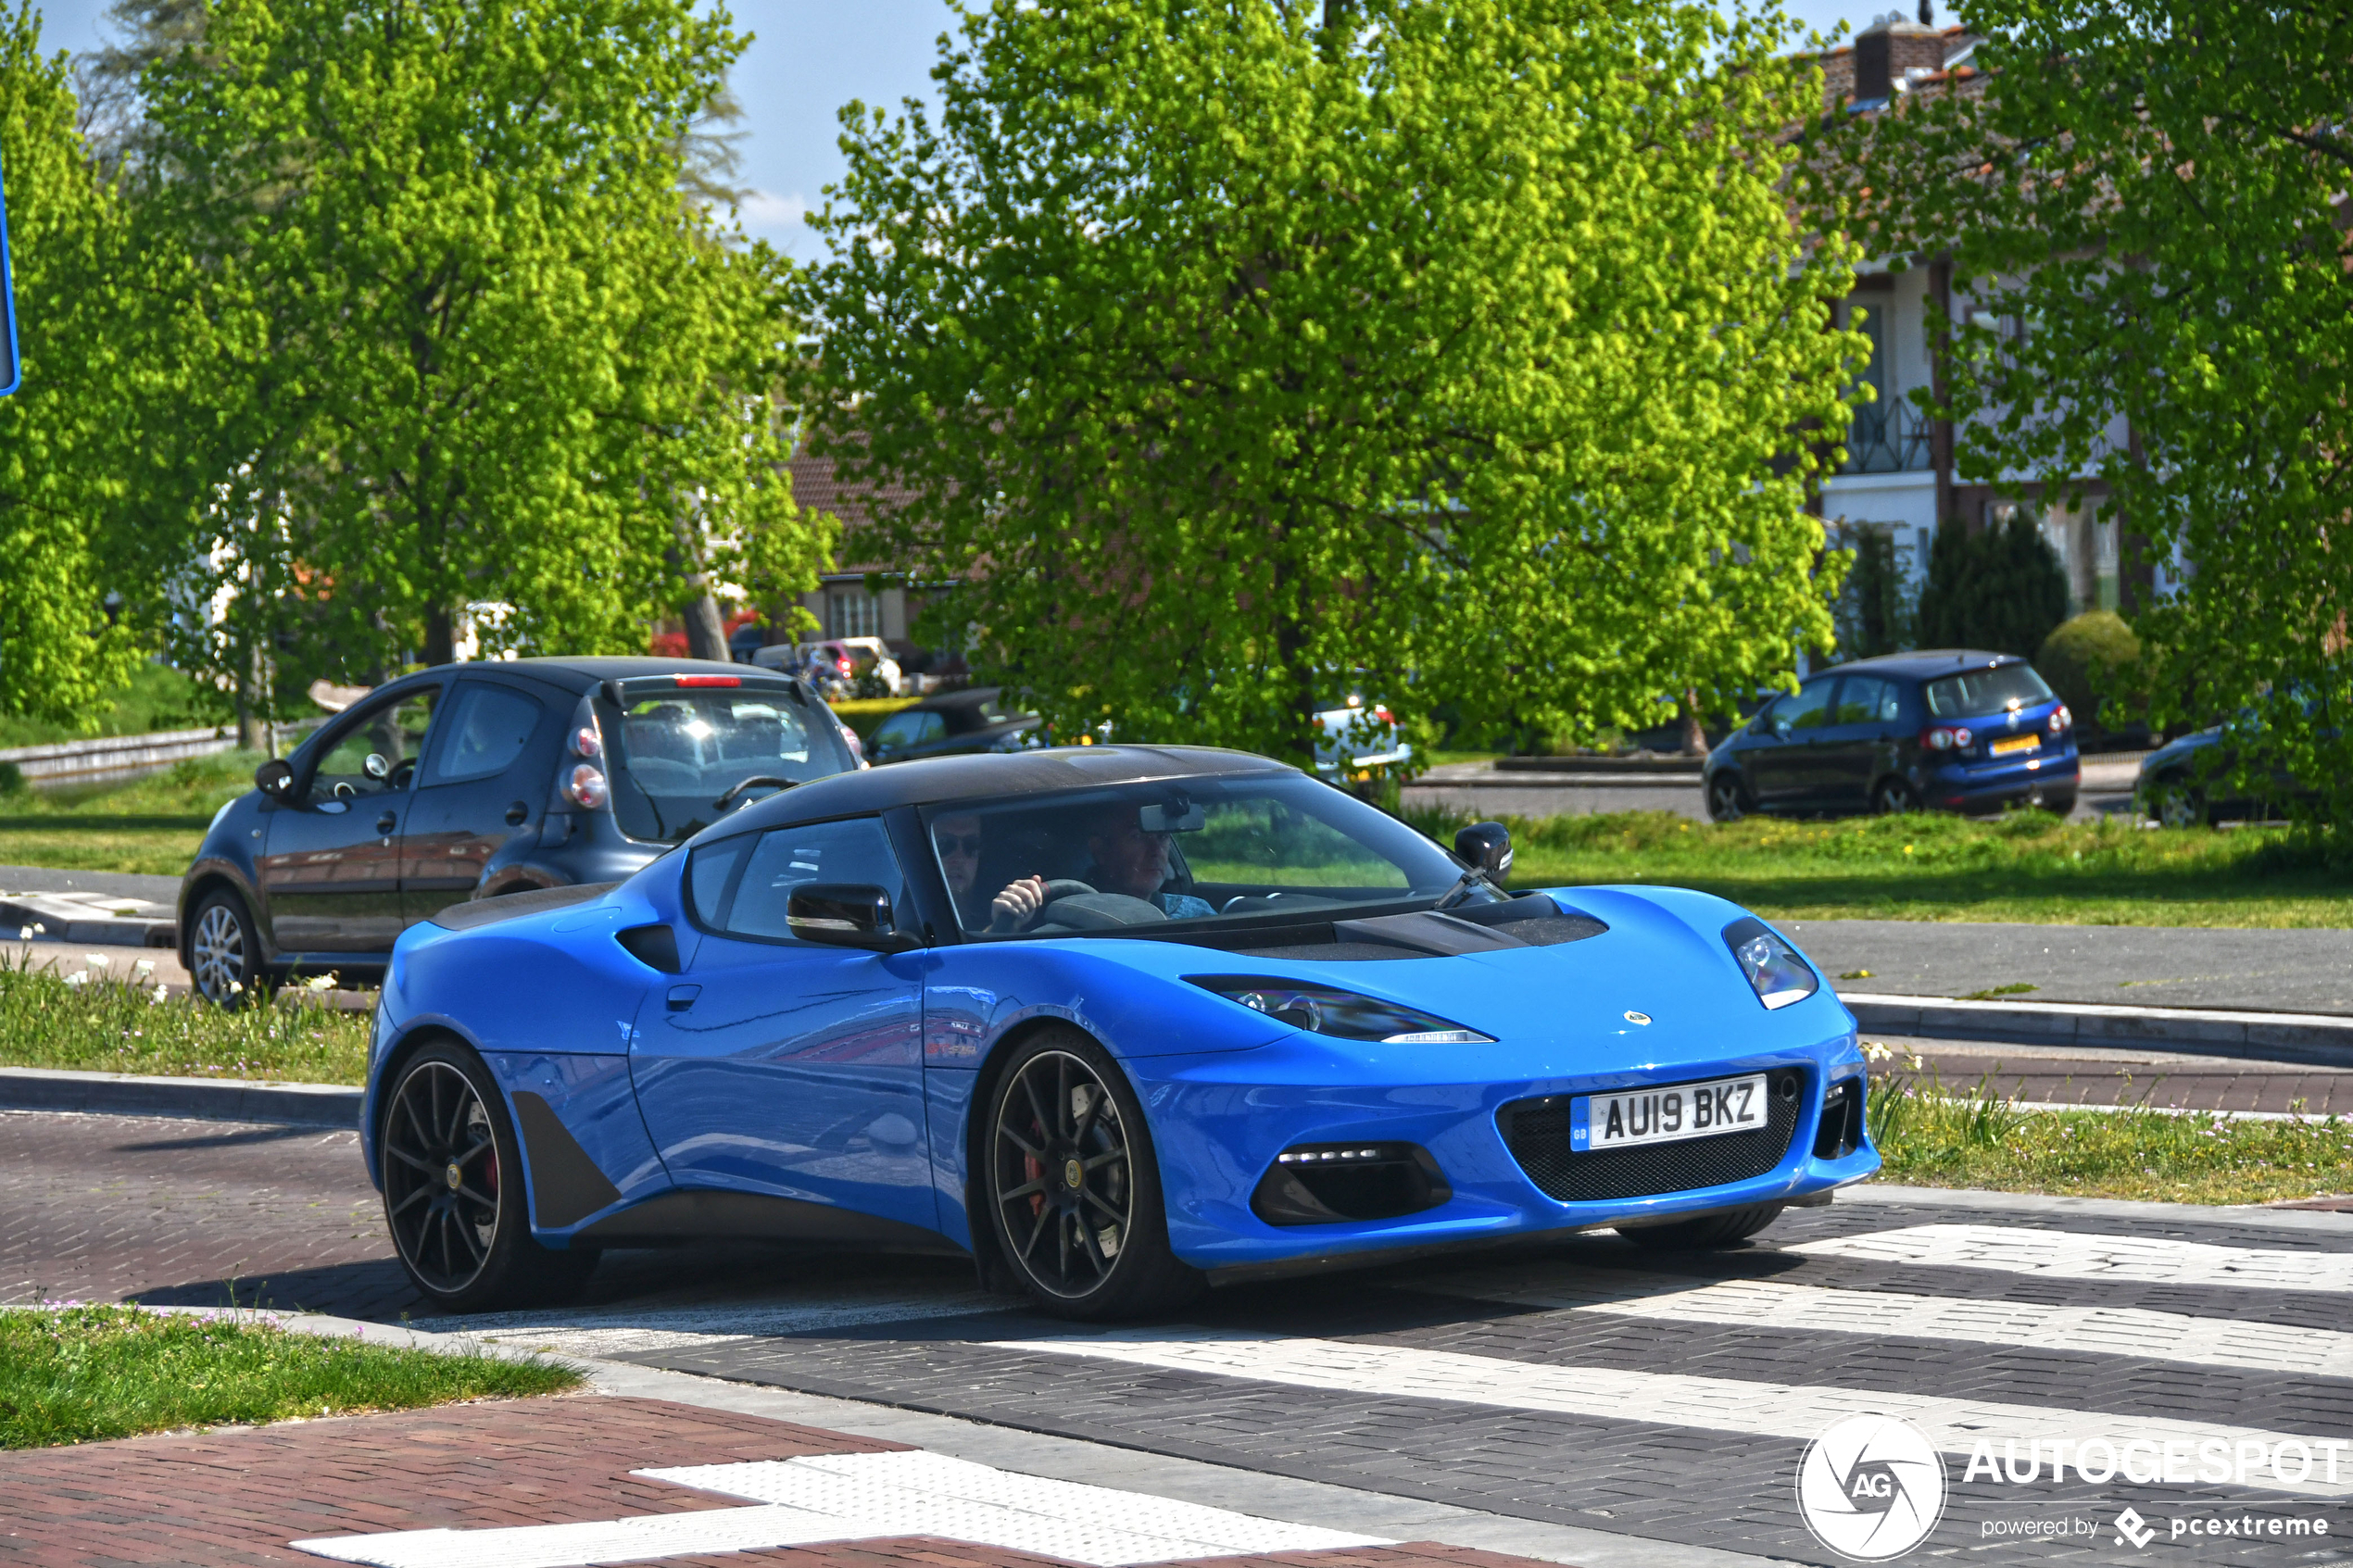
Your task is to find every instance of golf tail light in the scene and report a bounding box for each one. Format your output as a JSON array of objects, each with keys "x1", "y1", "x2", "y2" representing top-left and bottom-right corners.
[
  {"x1": 1189, "y1": 977, "x2": 1493, "y2": 1045},
  {"x1": 1721, "y1": 917, "x2": 1818, "y2": 1010},
  {"x1": 1920, "y1": 724, "x2": 1973, "y2": 751},
  {"x1": 563, "y1": 763, "x2": 610, "y2": 809},
  {"x1": 2049, "y1": 705, "x2": 2071, "y2": 734}
]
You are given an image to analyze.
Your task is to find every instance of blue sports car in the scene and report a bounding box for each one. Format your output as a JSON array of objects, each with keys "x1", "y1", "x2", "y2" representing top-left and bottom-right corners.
[{"x1": 364, "y1": 745, "x2": 1877, "y2": 1319}]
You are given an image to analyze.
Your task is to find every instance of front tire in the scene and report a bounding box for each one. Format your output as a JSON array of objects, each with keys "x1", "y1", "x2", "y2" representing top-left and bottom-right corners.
[
  {"x1": 1705, "y1": 772, "x2": 1750, "y2": 823},
  {"x1": 187, "y1": 890, "x2": 267, "y2": 1006},
  {"x1": 984, "y1": 1028, "x2": 1202, "y2": 1321},
  {"x1": 2155, "y1": 779, "x2": 2208, "y2": 828},
  {"x1": 1617, "y1": 1201, "x2": 1785, "y2": 1250},
  {"x1": 379, "y1": 1041, "x2": 597, "y2": 1313}
]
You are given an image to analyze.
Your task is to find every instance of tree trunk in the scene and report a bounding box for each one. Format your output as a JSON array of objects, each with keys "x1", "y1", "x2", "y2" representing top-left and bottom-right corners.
[
  {"x1": 683, "y1": 590, "x2": 729, "y2": 663},
  {"x1": 1681, "y1": 691, "x2": 1707, "y2": 756},
  {"x1": 424, "y1": 605, "x2": 456, "y2": 667},
  {"x1": 236, "y1": 640, "x2": 270, "y2": 753}
]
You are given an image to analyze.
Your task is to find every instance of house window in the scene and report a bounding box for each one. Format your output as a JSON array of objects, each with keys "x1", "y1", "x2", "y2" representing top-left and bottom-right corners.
[{"x1": 828, "y1": 589, "x2": 880, "y2": 639}]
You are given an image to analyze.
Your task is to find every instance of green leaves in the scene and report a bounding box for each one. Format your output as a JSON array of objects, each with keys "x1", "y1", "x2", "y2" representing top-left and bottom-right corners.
[{"x1": 798, "y1": 0, "x2": 1858, "y2": 763}]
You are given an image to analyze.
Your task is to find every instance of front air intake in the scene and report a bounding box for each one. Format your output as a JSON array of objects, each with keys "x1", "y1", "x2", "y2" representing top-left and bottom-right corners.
[
  {"x1": 1814, "y1": 1075, "x2": 1865, "y2": 1160},
  {"x1": 1252, "y1": 1142, "x2": 1451, "y2": 1226}
]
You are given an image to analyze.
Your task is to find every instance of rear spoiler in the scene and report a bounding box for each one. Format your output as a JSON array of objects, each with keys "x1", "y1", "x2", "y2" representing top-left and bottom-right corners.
[{"x1": 600, "y1": 673, "x2": 811, "y2": 709}]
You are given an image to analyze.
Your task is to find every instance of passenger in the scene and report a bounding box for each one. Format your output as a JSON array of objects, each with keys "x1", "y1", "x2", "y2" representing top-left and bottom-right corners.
[{"x1": 933, "y1": 810, "x2": 1053, "y2": 932}]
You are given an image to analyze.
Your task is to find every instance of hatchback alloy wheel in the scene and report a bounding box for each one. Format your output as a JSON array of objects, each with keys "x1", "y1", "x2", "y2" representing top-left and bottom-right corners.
[
  {"x1": 188, "y1": 894, "x2": 259, "y2": 1005},
  {"x1": 1705, "y1": 774, "x2": 1748, "y2": 823}
]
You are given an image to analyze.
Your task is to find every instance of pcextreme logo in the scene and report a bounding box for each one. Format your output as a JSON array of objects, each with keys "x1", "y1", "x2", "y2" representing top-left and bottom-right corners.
[{"x1": 1796, "y1": 1414, "x2": 1949, "y2": 1562}]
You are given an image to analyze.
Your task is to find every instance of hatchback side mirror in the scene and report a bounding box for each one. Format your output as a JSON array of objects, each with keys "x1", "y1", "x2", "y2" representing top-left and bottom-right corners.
[
  {"x1": 1453, "y1": 822, "x2": 1513, "y2": 878},
  {"x1": 254, "y1": 759, "x2": 296, "y2": 799},
  {"x1": 786, "y1": 884, "x2": 917, "y2": 950}
]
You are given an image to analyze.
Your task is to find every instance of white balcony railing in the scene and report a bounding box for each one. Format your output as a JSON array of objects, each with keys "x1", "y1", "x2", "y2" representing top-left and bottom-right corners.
[{"x1": 1841, "y1": 396, "x2": 1935, "y2": 474}]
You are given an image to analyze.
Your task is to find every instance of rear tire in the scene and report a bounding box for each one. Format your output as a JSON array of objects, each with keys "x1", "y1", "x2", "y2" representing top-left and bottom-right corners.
[
  {"x1": 1616, "y1": 1202, "x2": 1785, "y2": 1250},
  {"x1": 983, "y1": 1027, "x2": 1203, "y2": 1321},
  {"x1": 1705, "y1": 773, "x2": 1750, "y2": 823},
  {"x1": 380, "y1": 1040, "x2": 598, "y2": 1313},
  {"x1": 1871, "y1": 778, "x2": 1917, "y2": 815},
  {"x1": 2155, "y1": 779, "x2": 2208, "y2": 828}
]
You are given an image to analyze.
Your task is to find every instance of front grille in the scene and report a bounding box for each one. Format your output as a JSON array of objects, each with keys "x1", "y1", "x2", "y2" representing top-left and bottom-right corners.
[{"x1": 1500, "y1": 1071, "x2": 1802, "y2": 1202}]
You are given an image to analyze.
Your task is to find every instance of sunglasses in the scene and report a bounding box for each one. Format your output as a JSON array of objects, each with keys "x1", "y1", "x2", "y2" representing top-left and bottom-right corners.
[{"x1": 936, "y1": 833, "x2": 983, "y2": 856}]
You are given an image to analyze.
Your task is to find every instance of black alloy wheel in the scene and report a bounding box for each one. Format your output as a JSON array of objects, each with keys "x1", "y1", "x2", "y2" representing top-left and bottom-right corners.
[
  {"x1": 1617, "y1": 1201, "x2": 1786, "y2": 1249},
  {"x1": 1705, "y1": 773, "x2": 1749, "y2": 823},
  {"x1": 379, "y1": 1041, "x2": 596, "y2": 1312},
  {"x1": 187, "y1": 891, "x2": 265, "y2": 1006},
  {"x1": 1872, "y1": 778, "x2": 1918, "y2": 815},
  {"x1": 985, "y1": 1028, "x2": 1202, "y2": 1320}
]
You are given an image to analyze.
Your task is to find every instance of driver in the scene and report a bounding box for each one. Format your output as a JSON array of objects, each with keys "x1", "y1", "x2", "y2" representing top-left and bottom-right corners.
[{"x1": 985, "y1": 803, "x2": 1215, "y2": 932}]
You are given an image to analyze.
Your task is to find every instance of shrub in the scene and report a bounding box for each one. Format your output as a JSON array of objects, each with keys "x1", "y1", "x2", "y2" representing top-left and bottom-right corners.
[
  {"x1": 0, "y1": 762, "x2": 23, "y2": 795},
  {"x1": 1917, "y1": 511, "x2": 2069, "y2": 658},
  {"x1": 2036, "y1": 610, "x2": 2142, "y2": 733},
  {"x1": 1833, "y1": 526, "x2": 1917, "y2": 659}
]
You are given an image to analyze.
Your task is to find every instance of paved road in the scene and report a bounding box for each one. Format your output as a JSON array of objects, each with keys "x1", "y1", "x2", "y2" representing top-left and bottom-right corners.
[
  {"x1": 1788, "y1": 920, "x2": 2353, "y2": 1015},
  {"x1": 16, "y1": 1106, "x2": 2353, "y2": 1565}
]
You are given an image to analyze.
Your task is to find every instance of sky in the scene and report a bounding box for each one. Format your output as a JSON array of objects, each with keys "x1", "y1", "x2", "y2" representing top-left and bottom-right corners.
[{"x1": 29, "y1": 0, "x2": 1906, "y2": 263}]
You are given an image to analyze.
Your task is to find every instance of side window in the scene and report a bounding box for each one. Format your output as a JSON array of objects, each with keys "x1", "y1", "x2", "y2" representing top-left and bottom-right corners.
[
  {"x1": 711, "y1": 818, "x2": 909, "y2": 941},
  {"x1": 307, "y1": 688, "x2": 436, "y2": 805},
  {"x1": 423, "y1": 682, "x2": 546, "y2": 787},
  {"x1": 1773, "y1": 678, "x2": 1838, "y2": 734},
  {"x1": 1834, "y1": 676, "x2": 1896, "y2": 726},
  {"x1": 687, "y1": 834, "x2": 754, "y2": 928},
  {"x1": 872, "y1": 710, "x2": 942, "y2": 755}
]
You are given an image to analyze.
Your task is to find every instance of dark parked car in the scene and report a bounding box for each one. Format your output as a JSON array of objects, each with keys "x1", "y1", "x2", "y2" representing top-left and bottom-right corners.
[
  {"x1": 179, "y1": 658, "x2": 859, "y2": 1003},
  {"x1": 865, "y1": 686, "x2": 1042, "y2": 763},
  {"x1": 1704, "y1": 650, "x2": 2078, "y2": 821},
  {"x1": 2137, "y1": 712, "x2": 2322, "y2": 827}
]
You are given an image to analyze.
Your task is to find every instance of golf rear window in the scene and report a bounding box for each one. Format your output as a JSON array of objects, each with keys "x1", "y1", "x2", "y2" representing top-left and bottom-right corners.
[{"x1": 1923, "y1": 664, "x2": 2054, "y2": 719}]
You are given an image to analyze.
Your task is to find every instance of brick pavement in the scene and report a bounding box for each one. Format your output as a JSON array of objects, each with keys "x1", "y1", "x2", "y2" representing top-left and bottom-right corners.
[{"x1": 0, "y1": 1394, "x2": 1539, "y2": 1568}]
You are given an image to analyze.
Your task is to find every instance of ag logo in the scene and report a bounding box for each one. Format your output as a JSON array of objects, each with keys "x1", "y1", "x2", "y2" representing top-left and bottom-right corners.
[{"x1": 1795, "y1": 1413, "x2": 1948, "y2": 1561}]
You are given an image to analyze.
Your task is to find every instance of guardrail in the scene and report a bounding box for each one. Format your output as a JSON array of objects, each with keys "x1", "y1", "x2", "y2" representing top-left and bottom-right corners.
[{"x1": 0, "y1": 726, "x2": 239, "y2": 789}]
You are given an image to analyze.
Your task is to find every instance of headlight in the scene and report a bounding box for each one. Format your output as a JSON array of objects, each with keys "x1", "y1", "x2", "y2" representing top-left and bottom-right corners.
[
  {"x1": 1722, "y1": 917, "x2": 1818, "y2": 1010},
  {"x1": 1189, "y1": 976, "x2": 1493, "y2": 1045}
]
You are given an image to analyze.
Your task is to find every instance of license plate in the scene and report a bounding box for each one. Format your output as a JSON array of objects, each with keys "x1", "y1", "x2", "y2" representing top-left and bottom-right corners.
[
  {"x1": 1990, "y1": 734, "x2": 2040, "y2": 757},
  {"x1": 1570, "y1": 1073, "x2": 1768, "y2": 1152}
]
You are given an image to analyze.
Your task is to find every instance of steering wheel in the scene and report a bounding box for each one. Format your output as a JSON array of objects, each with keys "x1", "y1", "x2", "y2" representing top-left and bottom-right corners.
[{"x1": 332, "y1": 779, "x2": 357, "y2": 801}]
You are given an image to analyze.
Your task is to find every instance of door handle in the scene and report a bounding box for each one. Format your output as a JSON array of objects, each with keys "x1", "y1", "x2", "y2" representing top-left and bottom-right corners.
[
  {"x1": 505, "y1": 801, "x2": 529, "y2": 826},
  {"x1": 375, "y1": 810, "x2": 397, "y2": 834},
  {"x1": 665, "y1": 985, "x2": 700, "y2": 1012}
]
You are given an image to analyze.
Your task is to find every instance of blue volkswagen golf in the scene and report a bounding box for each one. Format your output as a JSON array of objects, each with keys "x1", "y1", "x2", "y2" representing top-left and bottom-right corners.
[
  {"x1": 1704, "y1": 650, "x2": 2078, "y2": 821},
  {"x1": 361, "y1": 746, "x2": 1876, "y2": 1321}
]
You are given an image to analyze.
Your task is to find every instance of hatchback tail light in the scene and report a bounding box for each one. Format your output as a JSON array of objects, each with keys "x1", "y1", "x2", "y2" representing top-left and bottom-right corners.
[
  {"x1": 2048, "y1": 705, "x2": 2072, "y2": 734},
  {"x1": 563, "y1": 763, "x2": 610, "y2": 809},
  {"x1": 1374, "y1": 705, "x2": 1394, "y2": 724},
  {"x1": 571, "y1": 725, "x2": 602, "y2": 759},
  {"x1": 1920, "y1": 724, "x2": 1974, "y2": 751}
]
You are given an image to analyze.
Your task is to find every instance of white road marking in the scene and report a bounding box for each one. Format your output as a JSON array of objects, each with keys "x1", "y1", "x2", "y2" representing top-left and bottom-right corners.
[
  {"x1": 293, "y1": 1449, "x2": 1390, "y2": 1568},
  {"x1": 408, "y1": 1291, "x2": 1002, "y2": 1361},
  {"x1": 1793, "y1": 1223, "x2": 2353, "y2": 1292},
  {"x1": 1425, "y1": 1266, "x2": 2353, "y2": 1377},
  {"x1": 995, "y1": 1330, "x2": 2353, "y2": 1499}
]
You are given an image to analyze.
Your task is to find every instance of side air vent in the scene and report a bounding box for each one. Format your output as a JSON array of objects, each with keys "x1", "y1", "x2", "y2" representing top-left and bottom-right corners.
[
  {"x1": 1814, "y1": 1075, "x2": 1866, "y2": 1160},
  {"x1": 615, "y1": 923, "x2": 681, "y2": 973}
]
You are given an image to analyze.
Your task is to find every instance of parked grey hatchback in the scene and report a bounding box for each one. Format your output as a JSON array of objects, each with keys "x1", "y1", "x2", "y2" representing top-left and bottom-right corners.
[{"x1": 178, "y1": 657, "x2": 859, "y2": 1003}]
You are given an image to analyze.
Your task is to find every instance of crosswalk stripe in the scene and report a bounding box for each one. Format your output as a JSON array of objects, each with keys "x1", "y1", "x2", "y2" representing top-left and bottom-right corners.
[
  {"x1": 1420, "y1": 1267, "x2": 2353, "y2": 1377},
  {"x1": 995, "y1": 1331, "x2": 2353, "y2": 1499},
  {"x1": 1793, "y1": 1223, "x2": 2353, "y2": 1291}
]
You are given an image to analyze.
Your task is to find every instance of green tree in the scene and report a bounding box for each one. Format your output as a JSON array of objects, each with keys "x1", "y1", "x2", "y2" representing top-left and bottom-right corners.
[
  {"x1": 1818, "y1": 0, "x2": 2353, "y2": 824},
  {"x1": 795, "y1": 0, "x2": 1863, "y2": 764},
  {"x1": 1832, "y1": 525, "x2": 1917, "y2": 660},
  {"x1": 130, "y1": 0, "x2": 831, "y2": 690},
  {"x1": 1916, "y1": 512, "x2": 2068, "y2": 658},
  {"x1": 0, "y1": 3, "x2": 145, "y2": 725}
]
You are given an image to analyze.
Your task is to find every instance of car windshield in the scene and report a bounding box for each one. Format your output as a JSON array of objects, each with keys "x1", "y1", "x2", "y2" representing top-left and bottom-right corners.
[
  {"x1": 1923, "y1": 664, "x2": 2055, "y2": 720},
  {"x1": 921, "y1": 774, "x2": 1492, "y2": 937},
  {"x1": 609, "y1": 689, "x2": 852, "y2": 843}
]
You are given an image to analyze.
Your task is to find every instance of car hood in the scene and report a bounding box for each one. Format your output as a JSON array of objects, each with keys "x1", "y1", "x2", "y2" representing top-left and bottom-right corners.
[{"x1": 2141, "y1": 727, "x2": 2221, "y2": 775}]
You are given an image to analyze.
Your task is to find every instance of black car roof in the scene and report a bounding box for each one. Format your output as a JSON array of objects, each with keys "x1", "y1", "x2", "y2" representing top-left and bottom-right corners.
[
  {"x1": 1816, "y1": 649, "x2": 2026, "y2": 683},
  {"x1": 479, "y1": 656, "x2": 799, "y2": 693},
  {"x1": 715, "y1": 745, "x2": 1294, "y2": 832}
]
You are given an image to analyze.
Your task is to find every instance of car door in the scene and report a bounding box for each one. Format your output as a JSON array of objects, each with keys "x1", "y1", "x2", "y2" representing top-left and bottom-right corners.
[
  {"x1": 1747, "y1": 676, "x2": 1840, "y2": 809},
  {"x1": 1816, "y1": 674, "x2": 1899, "y2": 811},
  {"x1": 628, "y1": 815, "x2": 934, "y2": 1230},
  {"x1": 258, "y1": 682, "x2": 441, "y2": 955},
  {"x1": 398, "y1": 672, "x2": 560, "y2": 926}
]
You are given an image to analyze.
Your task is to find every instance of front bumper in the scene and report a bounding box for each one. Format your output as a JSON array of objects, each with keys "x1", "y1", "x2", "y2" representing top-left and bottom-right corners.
[{"x1": 1136, "y1": 1031, "x2": 1877, "y2": 1273}]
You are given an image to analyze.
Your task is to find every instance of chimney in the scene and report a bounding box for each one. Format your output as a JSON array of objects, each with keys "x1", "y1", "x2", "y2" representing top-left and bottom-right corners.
[{"x1": 1853, "y1": 11, "x2": 1946, "y2": 102}]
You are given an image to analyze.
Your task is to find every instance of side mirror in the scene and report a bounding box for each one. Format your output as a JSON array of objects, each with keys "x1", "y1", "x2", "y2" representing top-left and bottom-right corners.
[
  {"x1": 254, "y1": 759, "x2": 296, "y2": 798},
  {"x1": 786, "y1": 884, "x2": 914, "y2": 949},
  {"x1": 1453, "y1": 822, "x2": 1513, "y2": 879}
]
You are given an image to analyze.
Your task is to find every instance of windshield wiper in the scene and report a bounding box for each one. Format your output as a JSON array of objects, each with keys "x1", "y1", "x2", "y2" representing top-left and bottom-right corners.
[
  {"x1": 713, "y1": 776, "x2": 799, "y2": 811},
  {"x1": 1433, "y1": 866, "x2": 1491, "y2": 910}
]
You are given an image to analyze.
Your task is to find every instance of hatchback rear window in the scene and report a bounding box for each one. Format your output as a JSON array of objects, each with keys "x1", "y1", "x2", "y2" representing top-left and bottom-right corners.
[
  {"x1": 607, "y1": 689, "x2": 853, "y2": 843},
  {"x1": 1923, "y1": 663, "x2": 2055, "y2": 719}
]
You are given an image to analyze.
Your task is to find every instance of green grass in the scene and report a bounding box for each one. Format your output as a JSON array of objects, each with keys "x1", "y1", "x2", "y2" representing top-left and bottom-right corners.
[
  {"x1": 0, "y1": 953, "x2": 371, "y2": 1083},
  {"x1": 1398, "y1": 804, "x2": 2353, "y2": 927},
  {"x1": 1868, "y1": 1073, "x2": 2353, "y2": 1204},
  {"x1": 0, "y1": 749, "x2": 263, "y2": 875},
  {"x1": 0, "y1": 1306, "x2": 579, "y2": 1449},
  {"x1": 0, "y1": 663, "x2": 238, "y2": 751}
]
